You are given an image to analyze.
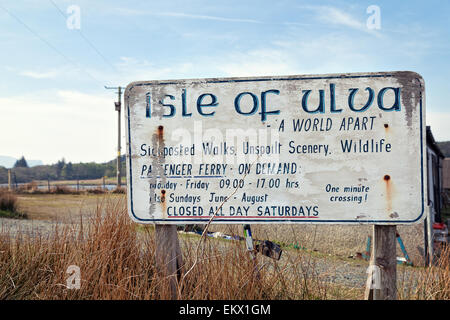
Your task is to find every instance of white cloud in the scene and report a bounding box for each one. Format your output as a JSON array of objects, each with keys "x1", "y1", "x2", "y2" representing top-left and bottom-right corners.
[
  {"x1": 217, "y1": 49, "x2": 294, "y2": 77},
  {"x1": 157, "y1": 12, "x2": 262, "y2": 24},
  {"x1": 105, "y1": 56, "x2": 198, "y2": 83},
  {"x1": 298, "y1": 5, "x2": 380, "y2": 36},
  {"x1": 112, "y1": 8, "x2": 262, "y2": 24},
  {"x1": 216, "y1": 32, "x2": 374, "y2": 78},
  {"x1": 17, "y1": 65, "x2": 104, "y2": 86},
  {"x1": 318, "y1": 6, "x2": 364, "y2": 30},
  {"x1": 427, "y1": 112, "x2": 450, "y2": 142},
  {"x1": 19, "y1": 69, "x2": 62, "y2": 79},
  {"x1": 0, "y1": 90, "x2": 123, "y2": 164}
]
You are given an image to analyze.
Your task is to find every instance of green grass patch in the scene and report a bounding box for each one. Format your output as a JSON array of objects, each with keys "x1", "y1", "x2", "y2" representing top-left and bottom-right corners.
[{"x1": 0, "y1": 209, "x2": 28, "y2": 219}]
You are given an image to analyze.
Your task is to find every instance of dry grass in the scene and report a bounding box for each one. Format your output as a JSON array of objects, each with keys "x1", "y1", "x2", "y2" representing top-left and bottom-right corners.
[
  {"x1": 14, "y1": 194, "x2": 118, "y2": 221},
  {"x1": 111, "y1": 187, "x2": 126, "y2": 194},
  {"x1": 0, "y1": 189, "x2": 27, "y2": 219},
  {"x1": 0, "y1": 197, "x2": 335, "y2": 300},
  {"x1": 403, "y1": 246, "x2": 449, "y2": 300},
  {"x1": 208, "y1": 223, "x2": 426, "y2": 266},
  {"x1": 11, "y1": 192, "x2": 428, "y2": 267},
  {"x1": 0, "y1": 194, "x2": 447, "y2": 300},
  {"x1": 0, "y1": 190, "x2": 18, "y2": 213}
]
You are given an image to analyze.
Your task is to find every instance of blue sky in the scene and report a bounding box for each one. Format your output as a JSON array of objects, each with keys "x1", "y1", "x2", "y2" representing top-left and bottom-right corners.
[{"x1": 0, "y1": 0, "x2": 449, "y2": 164}]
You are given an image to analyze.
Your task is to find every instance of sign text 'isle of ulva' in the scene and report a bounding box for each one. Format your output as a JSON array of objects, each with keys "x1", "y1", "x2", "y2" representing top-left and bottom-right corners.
[{"x1": 124, "y1": 71, "x2": 426, "y2": 225}]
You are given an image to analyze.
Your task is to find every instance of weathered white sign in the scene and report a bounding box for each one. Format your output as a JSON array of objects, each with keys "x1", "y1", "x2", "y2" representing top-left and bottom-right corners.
[{"x1": 124, "y1": 71, "x2": 426, "y2": 224}]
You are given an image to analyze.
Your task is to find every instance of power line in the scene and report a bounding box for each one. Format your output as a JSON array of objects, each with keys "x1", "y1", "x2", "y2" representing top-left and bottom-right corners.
[
  {"x1": 0, "y1": 4, "x2": 104, "y2": 86},
  {"x1": 49, "y1": 0, "x2": 119, "y2": 74}
]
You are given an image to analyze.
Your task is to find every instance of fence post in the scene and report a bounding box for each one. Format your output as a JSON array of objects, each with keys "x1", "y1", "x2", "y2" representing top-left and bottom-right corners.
[
  {"x1": 8, "y1": 169, "x2": 12, "y2": 191},
  {"x1": 426, "y1": 207, "x2": 435, "y2": 266},
  {"x1": 155, "y1": 224, "x2": 183, "y2": 299},
  {"x1": 13, "y1": 172, "x2": 18, "y2": 189},
  {"x1": 364, "y1": 225, "x2": 397, "y2": 300}
]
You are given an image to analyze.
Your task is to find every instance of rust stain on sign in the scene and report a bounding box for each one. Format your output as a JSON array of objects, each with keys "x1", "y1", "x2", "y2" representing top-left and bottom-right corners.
[
  {"x1": 161, "y1": 189, "x2": 167, "y2": 214},
  {"x1": 383, "y1": 174, "x2": 395, "y2": 217},
  {"x1": 147, "y1": 125, "x2": 166, "y2": 219},
  {"x1": 124, "y1": 71, "x2": 427, "y2": 225},
  {"x1": 157, "y1": 125, "x2": 164, "y2": 138}
]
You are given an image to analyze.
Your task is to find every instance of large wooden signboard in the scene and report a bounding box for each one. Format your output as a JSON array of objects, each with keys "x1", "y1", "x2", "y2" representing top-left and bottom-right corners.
[{"x1": 124, "y1": 71, "x2": 426, "y2": 224}]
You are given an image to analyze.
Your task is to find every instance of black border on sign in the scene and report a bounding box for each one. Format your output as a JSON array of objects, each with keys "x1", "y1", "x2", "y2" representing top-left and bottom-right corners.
[{"x1": 125, "y1": 73, "x2": 425, "y2": 224}]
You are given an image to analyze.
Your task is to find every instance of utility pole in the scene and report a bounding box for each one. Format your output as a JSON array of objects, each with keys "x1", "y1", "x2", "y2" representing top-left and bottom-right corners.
[{"x1": 105, "y1": 86, "x2": 123, "y2": 188}]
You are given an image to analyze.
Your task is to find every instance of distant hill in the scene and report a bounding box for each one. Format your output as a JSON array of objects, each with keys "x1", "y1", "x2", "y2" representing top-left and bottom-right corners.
[
  {"x1": 0, "y1": 156, "x2": 43, "y2": 168},
  {"x1": 437, "y1": 141, "x2": 450, "y2": 158}
]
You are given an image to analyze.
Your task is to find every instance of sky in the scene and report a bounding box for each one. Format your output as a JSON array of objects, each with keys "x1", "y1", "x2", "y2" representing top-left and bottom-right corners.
[{"x1": 0, "y1": 0, "x2": 449, "y2": 164}]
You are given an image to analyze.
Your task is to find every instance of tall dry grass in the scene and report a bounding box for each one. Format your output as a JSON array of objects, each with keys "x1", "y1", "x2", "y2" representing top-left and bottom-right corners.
[
  {"x1": 208, "y1": 223, "x2": 426, "y2": 266},
  {"x1": 0, "y1": 195, "x2": 447, "y2": 300},
  {"x1": 0, "y1": 197, "x2": 144, "y2": 299},
  {"x1": 0, "y1": 189, "x2": 27, "y2": 219},
  {"x1": 402, "y1": 246, "x2": 449, "y2": 300},
  {"x1": 0, "y1": 190, "x2": 18, "y2": 213},
  {"x1": 0, "y1": 197, "x2": 331, "y2": 300}
]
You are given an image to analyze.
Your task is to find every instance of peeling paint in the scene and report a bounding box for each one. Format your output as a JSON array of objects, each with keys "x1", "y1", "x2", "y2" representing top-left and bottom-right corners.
[
  {"x1": 393, "y1": 71, "x2": 424, "y2": 128},
  {"x1": 124, "y1": 71, "x2": 426, "y2": 225},
  {"x1": 148, "y1": 124, "x2": 166, "y2": 220}
]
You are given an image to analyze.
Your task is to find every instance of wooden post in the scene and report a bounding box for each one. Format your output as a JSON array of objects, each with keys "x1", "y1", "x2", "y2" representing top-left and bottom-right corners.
[
  {"x1": 47, "y1": 176, "x2": 50, "y2": 192},
  {"x1": 424, "y1": 217, "x2": 434, "y2": 266},
  {"x1": 155, "y1": 225, "x2": 183, "y2": 299},
  {"x1": 8, "y1": 169, "x2": 12, "y2": 191},
  {"x1": 13, "y1": 172, "x2": 17, "y2": 189},
  {"x1": 364, "y1": 225, "x2": 397, "y2": 300},
  {"x1": 426, "y1": 209, "x2": 435, "y2": 266},
  {"x1": 103, "y1": 176, "x2": 106, "y2": 190}
]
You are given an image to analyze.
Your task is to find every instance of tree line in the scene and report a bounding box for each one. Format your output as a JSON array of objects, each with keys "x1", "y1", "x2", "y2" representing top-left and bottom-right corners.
[{"x1": 0, "y1": 157, "x2": 126, "y2": 184}]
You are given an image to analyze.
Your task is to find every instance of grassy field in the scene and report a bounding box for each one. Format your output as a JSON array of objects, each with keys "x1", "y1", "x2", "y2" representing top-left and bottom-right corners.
[
  {"x1": 0, "y1": 192, "x2": 448, "y2": 300},
  {"x1": 0, "y1": 196, "x2": 340, "y2": 300},
  {"x1": 209, "y1": 220, "x2": 426, "y2": 267},
  {"x1": 12, "y1": 193, "x2": 426, "y2": 265},
  {"x1": 15, "y1": 193, "x2": 124, "y2": 221},
  {"x1": 13, "y1": 193, "x2": 428, "y2": 266}
]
